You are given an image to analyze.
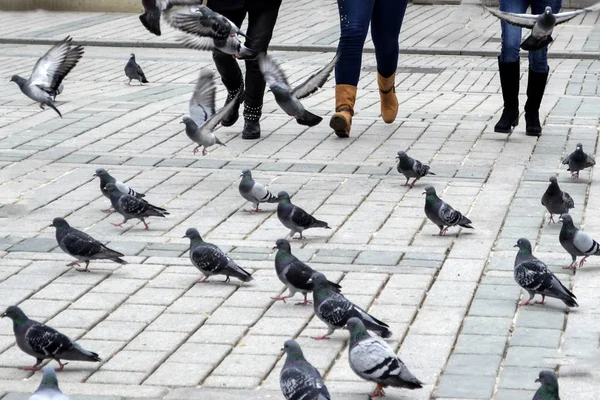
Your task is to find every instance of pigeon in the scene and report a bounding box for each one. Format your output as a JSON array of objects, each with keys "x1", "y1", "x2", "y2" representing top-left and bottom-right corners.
[
  {"x1": 513, "y1": 238, "x2": 578, "y2": 307},
  {"x1": 124, "y1": 53, "x2": 149, "y2": 85},
  {"x1": 259, "y1": 52, "x2": 339, "y2": 127},
  {"x1": 183, "y1": 228, "x2": 253, "y2": 283},
  {"x1": 486, "y1": 4, "x2": 600, "y2": 51},
  {"x1": 395, "y1": 150, "x2": 436, "y2": 188},
  {"x1": 104, "y1": 183, "x2": 168, "y2": 230},
  {"x1": 10, "y1": 36, "x2": 84, "y2": 118},
  {"x1": 29, "y1": 365, "x2": 69, "y2": 400},
  {"x1": 272, "y1": 239, "x2": 341, "y2": 305},
  {"x1": 277, "y1": 191, "x2": 331, "y2": 239},
  {"x1": 46, "y1": 83, "x2": 64, "y2": 102},
  {"x1": 1, "y1": 306, "x2": 101, "y2": 371},
  {"x1": 345, "y1": 318, "x2": 422, "y2": 398},
  {"x1": 280, "y1": 340, "x2": 331, "y2": 400},
  {"x1": 94, "y1": 168, "x2": 145, "y2": 213},
  {"x1": 51, "y1": 217, "x2": 127, "y2": 272},
  {"x1": 558, "y1": 213, "x2": 600, "y2": 270},
  {"x1": 533, "y1": 370, "x2": 560, "y2": 400},
  {"x1": 562, "y1": 143, "x2": 596, "y2": 179},
  {"x1": 139, "y1": 0, "x2": 205, "y2": 36},
  {"x1": 541, "y1": 176, "x2": 574, "y2": 223},
  {"x1": 239, "y1": 168, "x2": 278, "y2": 212},
  {"x1": 176, "y1": 33, "x2": 255, "y2": 58},
  {"x1": 422, "y1": 186, "x2": 473, "y2": 235},
  {"x1": 180, "y1": 69, "x2": 232, "y2": 156},
  {"x1": 311, "y1": 272, "x2": 391, "y2": 340}
]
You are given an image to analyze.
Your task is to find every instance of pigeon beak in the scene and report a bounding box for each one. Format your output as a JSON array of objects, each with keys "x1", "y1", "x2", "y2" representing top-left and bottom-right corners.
[
  {"x1": 93, "y1": 173, "x2": 98, "y2": 177},
  {"x1": 514, "y1": 244, "x2": 518, "y2": 248},
  {"x1": 422, "y1": 191, "x2": 426, "y2": 195},
  {"x1": 182, "y1": 235, "x2": 187, "y2": 239},
  {"x1": 0, "y1": 312, "x2": 6, "y2": 318},
  {"x1": 394, "y1": 157, "x2": 399, "y2": 163},
  {"x1": 535, "y1": 378, "x2": 540, "y2": 383},
  {"x1": 272, "y1": 246, "x2": 277, "y2": 250}
]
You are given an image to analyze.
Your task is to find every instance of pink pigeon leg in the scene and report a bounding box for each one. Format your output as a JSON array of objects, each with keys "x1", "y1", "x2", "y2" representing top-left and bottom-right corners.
[
  {"x1": 369, "y1": 384, "x2": 386, "y2": 398},
  {"x1": 311, "y1": 334, "x2": 331, "y2": 341},
  {"x1": 295, "y1": 294, "x2": 312, "y2": 306},
  {"x1": 271, "y1": 296, "x2": 288, "y2": 303},
  {"x1": 196, "y1": 277, "x2": 209, "y2": 283},
  {"x1": 193, "y1": 146, "x2": 200, "y2": 154},
  {"x1": 55, "y1": 360, "x2": 69, "y2": 372}
]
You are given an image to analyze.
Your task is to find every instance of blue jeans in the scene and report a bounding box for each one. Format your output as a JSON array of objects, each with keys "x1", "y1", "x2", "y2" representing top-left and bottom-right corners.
[
  {"x1": 335, "y1": 0, "x2": 408, "y2": 85},
  {"x1": 499, "y1": 0, "x2": 561, "y2": 72}
]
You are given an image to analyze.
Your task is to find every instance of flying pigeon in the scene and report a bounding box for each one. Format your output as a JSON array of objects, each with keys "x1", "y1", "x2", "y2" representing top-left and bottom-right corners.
[
  {"x1": 104, "y1": 183, "x2": 168, "y2": 230},
  {"x1": 513, "y1": 238, "x2": 578, "y2": 307},
  {"x1": 183, "y1": 228, "x2": 253, "y2": 283},
  {"x1": 345, "y1": 318, "x2": 422, "y2": 398},
  {"x1": 239, "y1": 168, "x2": 278, "y2": 212},
  {"x1": 311, "y1": 272, "x2": 391, "y2": 340},
  {"x1": 51, "y1": 217, "x2": 127, "y2": 272},
  {"x1": 486, "y1": 4, "x2": 600, "y2": 51},
  {"x1": 1, "y1": 306, "x2": 101, "y2": 371},
  {"x1": 280, "y1": 340, "x2": 331, "y2": 400},
  {"x1": 124, "y1": 53, "x2": 148, "y2": 85},
  {"x1": 180, "y1": 69, "x2": 232, "y2": 156},
  {"x1": 422, "y1": 186, "x2": 473, "y2": 235},
  {"x1": 94, "y1": 168, "x2": 145, "y2": 213},
  {"x1": 46, "y1": 83, "x2": 64, "y2": 102},
  {"x1": 29, "y1": 365, "x2": 69, "y2": 400},
  {"x1": 277, "y1": 191, "x2": 331, "y2": 239},
  {"x1": 259, "y1": 52, "x2": 339, "y2": 127},
  {"x1": 395, "y1": 150, "x2": 436, "y2": 188},
  {"x1": 562, "y1": 142, "x2": 596, "y2": 179},
  {"x1": 10, "y1": 36, "x2": 84, "y2": 118},
  {"x1": 272, "y1": 239, "x2": 341, "y2": 305},
  {"x1": 533, "y1": 370, "x2": 560, "y2": 400},
  {"x1": 558, "y1": 213, "x2": 600, "y2": 270},
  {"x1": 541, "y1": 176, "x2": 574, "y2": 223}
]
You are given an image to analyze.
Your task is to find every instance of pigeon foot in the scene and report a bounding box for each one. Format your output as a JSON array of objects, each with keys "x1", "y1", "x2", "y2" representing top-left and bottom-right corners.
[
  {"x1": 547, "y1": 214, "x2": 555, "y2": 223},
  {"x1": 66, "y1": 261, "x2": 80, "y2": 267},
  {"x1": 55, "y1": 360, "x2": 69, "y2": 372},
  {"x1": 369, "y1": 384, "x2": 386, "y2": 398},
  {"x1": 311, "y1": 335, "x2": 331, "y2": 341},
  {"x1": 562, "y1": 264, "x2": 576, "y2": 270},
  {"x1": 196, "y1": 278, "x2": 209, "y2": 283},
  {"x1": 193, "y1": 146, "x2": 200, "y2": 154},
  {"x1": 534, "y1": 300, "x2": 547, "y2": 305},
  {"x1": 518, "y1": 300, "x2": 532, "y2": 306},
  {"x1": 21, "y1": 365, "x2": 42, "y2": 371},
  {"x1": 578, "y1": 257, "x2": 588, "y2": 268},
  {"x1": 39, "y1": 103, "x2": 45, "y2": 110},
  {"x1": 410, "y1": 178, "x2": 419, "y2": 188},
  {"x1": 295, "y1": 300, "x2": 312, "y2": 306},
  {"x1": 271, "y1": 296, "x2": 288, "y2": 303},
  {"x1": 439, "y1": 227, "x2": 448, "y2": 236},
  {"x1": 142, "y1": 221, "x2": 150, "y2": 230},
  {"x1": 403, "y1": 181, "x2": 409, "y2": 187},
  {"x1": 202, "y1": 148, "x2": 208, "y2": 156},
  {"x1": 112, "y1": 222, "x2": 124, "y2": 228},
  {"x1": 224, "y1": 276, "x2": 230, "y2": 283},
  {"x1": 101, "y1": 208, "x2": 113, "y2": 213}
]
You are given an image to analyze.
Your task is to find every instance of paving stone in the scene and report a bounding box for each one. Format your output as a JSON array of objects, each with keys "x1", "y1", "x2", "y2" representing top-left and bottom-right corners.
[
  {"x1": 288, "y1": 163, "x2": 326, "y2": 173},
  {"x1": 354, "y1": 250, "x2": 403, "y2": 265},
  {"x1": 190, "y1": 159, "x2": 229, "y2": 169},
  {"x1": 254, "y1": 162, "x2": 293, "y2": 172},
  {"x1": 8, "y1": 238, "x2": 57, "y2": 253},
  {"x1": 436, "y1": 374, "x2": 495, "y2": 398},
  {"x1": 510, "y1": 327, "x2": 562, "y2": 348}
]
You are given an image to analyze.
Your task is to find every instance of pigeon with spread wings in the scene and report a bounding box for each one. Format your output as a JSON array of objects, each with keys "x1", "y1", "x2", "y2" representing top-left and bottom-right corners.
[{"x1": 139, "y1": 0, "x2": 203, "y2": 36}]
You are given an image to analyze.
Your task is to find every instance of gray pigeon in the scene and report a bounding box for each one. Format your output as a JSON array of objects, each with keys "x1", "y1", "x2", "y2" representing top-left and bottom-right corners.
[
  {"x1": 259, "y1": 52, "x2": 339, "y2": 127},
  {"x1": 239, "y1": 168, "x2": 278, "y2": 212},
  {"x1": 46, "y1": 83, "x2": 64, "y2": 102},
  {"x1": 311, "y1": 273, "x2": 391, "y2": 340},
  {"x1": 1, "y1": 306, "x2": 101, "y2": 371},
  {"x1": 395, "y1": 150, "x2": 436, "y2": 187},
  {"x1": 533, "y1": 370, "x2": 560, "y2": 400},
  {"x1": 94, "y1": 168, "x2": 145, "y2": 212},
  {"x1": 562, "y1": 143, "x2": 596, "y2": 179},
  {"x1": 176, "y1": 33, "x2": 255, "y2": 58},
  {"x1": 423, "y1": 186, "x2": 473, "y2": 235},
  {"x1": 29, "y1": 365, "x2": 69, "y2": 400},
  {"x1": 513, "y1": 238, "x2": 578, "y2": 307},
  {"x1": 345, "y1": 318, "x2": 422, "y2": 398},
  {"x1": 10, "y1": 36, "x2": 83, "y2": 118},
  {"x1": 104, "y1": 183, "x2": 168, "y2": 230},
  {"x1": 272, "y1": 239, "x2": 341, "y2": 305},
  {"x1": 558, "y1": 213, "x2": 600, "y2": 270},
  {"x1": 124, "y1": 53, "x2": 148, "y2": 85},
  {"x1": 51, "y1": 217, "x2": 126, "y2": 272},
  {"x1": 280, "y1": 340, "x2": 330, "y2": 400},
  {"x1": 183, "y1": 228, "x2": 253, "y2": 283},
  {"x1": 277, "y1": 191, "x2": 331, "y2": 239},
  {"x1": 541, "y1": 176, "x2": 574, "y2": 223}
]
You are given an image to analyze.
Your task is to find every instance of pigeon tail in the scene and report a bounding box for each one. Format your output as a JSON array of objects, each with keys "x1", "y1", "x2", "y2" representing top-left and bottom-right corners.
[
  {"x1": 46, "y1": 102, "x2": 62, "y2": 118},
  {"x1": 310, "y1": 219, "x2": 331, "y2": 229},
  {"x1": 227, "y1": 266, "x2": 253, "y2": 282},
  {"x1": 296, "y1": 110, "x2": 323, "y2": 127},
  {"x1": 112, "y1": 257, "x2": 127, "y2": 265},
  {"x1": 521, "y1": 35, "x2": 553, "y2": 51},
  {"x1": 327, "y1": 280, "x2": 342, "y2": 293},
  {"x1": 459, "y1": 216, "x2": 474, "y2": 229},
  {"x1": 388, "y1": 373, "x2": 423, "y2": 390},
  {"x1": 140, "y1": 72, "x2": 149, "y2": 84},
  {"x1": 139, "y1": 12, "x2": 161, "y2": 36},
  {"x1": 556, "y1": 282, "x2": 578, "y2": 307},
  {"x1": 215, "y1": 136, "x2": 226, "y2": 147},
  {"x1": 60, "y1": 343, "x2": 101, "y2": 362}
]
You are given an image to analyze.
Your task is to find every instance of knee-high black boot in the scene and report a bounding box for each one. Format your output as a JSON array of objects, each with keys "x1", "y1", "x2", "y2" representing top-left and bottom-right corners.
[
  {"x1": 212, "y1": 51, "x2": 244, "y2": 127},
  {"x1": 494, "y1": 58, "x2": 521, "y2": 134},
  {"x1": 524, "y1": 68, "x2": 549, "y2": 137}
]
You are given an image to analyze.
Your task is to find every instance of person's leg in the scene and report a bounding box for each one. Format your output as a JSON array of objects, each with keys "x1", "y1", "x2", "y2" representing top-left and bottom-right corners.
[
  {"x1": 370, "y1": 0, "x2": 408, "y2": 124},
  {"x1": 330, "y1": 0, "x2": 374, "y2": 138}
]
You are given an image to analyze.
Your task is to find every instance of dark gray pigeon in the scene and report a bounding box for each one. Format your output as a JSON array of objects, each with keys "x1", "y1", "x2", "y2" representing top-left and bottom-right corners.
[
  {"x1": 183, "y1": 228, "x2": 253, "y2": 283},
  {"x1": 1, "y1": 306, "x2": 101, "y2": 371},
  {"x1": 124, "y1": 53, "x2": 148, "y2": 85},
  {"x1": 558, "y1": 213, "x2": 600, "y2": 270},
  {"x1": 139, "y1": 0, "x2": 204, "y2": 36},
  {"x1": 280, "y1": 340, "x2": 330, "y2": 400},
  {"x1": 239, "y1": 168, "x2": 278, "y2": 212},
  {"x1": 423, "y1": 186, "x2": 473, "y2": 235},
  {"x1": 513, "y1": 238, "x2": 578, "y2": 307},
  {"x1": 94, "y1": 168, "x2": 145, "y2": 213},
  {"x1": 51, "y1": 217, "x2": 126, "y2": 272},
  {"x1": 104, "y1": 182, "x2": 168, "y2": 230},
  {"x1": 345, "y1": 318, "x2": 422, "y2": 398},
  {"x1": 562, "y1": 143, "x2": 596, "y2": 179},
  {"x1": 311, "y1": 273, "x2": 391, "y2": 340},
  {"x1": 259, "y1": 52, "x2": 338, "y2": 127},
  {"x1": 29, "y1": 365, "x2": 69, "y2": 400},
  {"x1": 541, "y1": 176, "x2": 574, "y2": 223},
  {"x1": 395, "y1": 150, "x2": 436, "y2": 187},
  {"x1": 533, "y1": 370, "x2": 560, "y2": 400},
  {"x1": 272, "y1": 239, "x2": 341, "y2": 305},
  {"x1": 277, "y1": 191, "x2": 331, "y2": 239},
  {"x1": 10, "y1": 36, "x2": 83, "y2": 118}
]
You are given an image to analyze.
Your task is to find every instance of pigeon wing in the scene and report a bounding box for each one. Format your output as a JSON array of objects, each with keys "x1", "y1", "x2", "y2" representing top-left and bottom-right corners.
[
  {"x1": 26, "y1": 323, "x2": 73, "y2": 357},
  {"x1": 284, "y1": 260, "x2": 315, "y2": 291},
  {"x1": 515, "y1": 258, "x2": 551, "y2": 291},
  {"x1": 586, "y1": 153, "x2": 596, "y2": 167},
  {"x1": 177, "y1": 34, "x2": 216, "y2": 52},
  {"x1": 554, "y1": 9, "x2": 589, "y2": 25},
  {"x1": 350, "y1": 338, "x2": 398, "y2": 379},
  {"x1": 317, "y1": 292, "x2": 353, "y2": 327},
  {"x1": 412, "y1": 159, "x2": 430, "y2": 177},
  {"x1": 572, "y1": 230, "x2": 597, "y2": 255},
  {"x1": 291, "y1": 52, "x2": 339, "y2": 99},
  {"x1": 258, "y1": 53, "x2": 290, "y2": 88},
  {"x1": 29, "y1": 36, "x2": 84, "y2": 91},
  {"x1": 249, "y1": 181, "x2": 275, "y2": 204},
  {"x1": 200, "y1": 90, "x2": 238, "y2": 132},
  {"x1": 60, "y1": 229, "x2": 111, "y2": 259},
  {"x1": 438, "y1": 202, "x2": 464, "y2": 226},
  {"x1": 562, "y1": 191, "x2": 574, "y2": 209},
  {"x1": 118, "y1": 195, "x2": 148, "y2": 216},
  {"x1": 486, "y1": 8, "x2": 538, "y2": 28},
  {"x1": 562, "y1": 153, "x2": 572, "y2": 165},
  {"x1": 191, "y1": 244, "x2": 228, "y2": 274},
  {"x1": 290, "y1": 205, "x2": 317, "y2": 229},
  {"x1": 189, "y1": 69, "x2": 216, "y2": 126}
]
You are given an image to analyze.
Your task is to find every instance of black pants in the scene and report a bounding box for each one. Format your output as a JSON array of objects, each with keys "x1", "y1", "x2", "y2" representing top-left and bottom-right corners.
[{"x1": 212, "y1": 5, "x2": 281, "y2": 109}]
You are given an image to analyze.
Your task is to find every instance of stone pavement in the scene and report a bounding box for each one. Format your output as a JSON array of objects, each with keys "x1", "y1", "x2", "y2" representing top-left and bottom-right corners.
[{"x1": 0, "y1": 2, "x2": 600, "y2": 400}]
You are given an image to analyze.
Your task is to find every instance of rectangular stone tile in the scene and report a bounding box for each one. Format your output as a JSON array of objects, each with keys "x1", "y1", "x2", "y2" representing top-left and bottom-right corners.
[
  {"x1": 101, "y1": 350, "x2": 168, "y2": 372},
  {"x1": 144, "y1": 362, "x2": 214, "y2": 386}
]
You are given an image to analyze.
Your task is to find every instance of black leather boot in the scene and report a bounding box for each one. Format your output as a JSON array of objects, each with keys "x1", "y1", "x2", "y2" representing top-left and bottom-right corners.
[
  {"x1": 524, "y1": 68, "x2": 549, "y2": 137},
  {"x1": 242, "y1": 103, "x2": 261, "y2": 140},
  {"x1": 494, "y1": 58, "x2": 520, "y2": 134},
  {"x1": 221, "y1": 81, "x2": 244, "y2": 127}
]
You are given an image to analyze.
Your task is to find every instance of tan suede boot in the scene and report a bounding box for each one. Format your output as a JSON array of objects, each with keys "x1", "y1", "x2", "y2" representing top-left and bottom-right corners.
[
  {"x1": 378, "y1": 72, "x2": 398, "y2": 123},
  {"x1": 329, "y1": 84, "x2": 357, "y2": 138}
]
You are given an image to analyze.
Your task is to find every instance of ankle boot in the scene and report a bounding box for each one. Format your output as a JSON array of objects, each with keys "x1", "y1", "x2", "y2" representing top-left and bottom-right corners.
[
  {"x1": 524, "y1": 68, "x2": 549, "y2": 137},
  {"x1": 242, "y1": 103, "x2": 261, "y2": 140},
  {"x1": 221, "y1": 81, "x2": 244, "y2": 127},
  {"x1": 329, "y1": 84, "x2": 357, "y2": 138},
  {"x1": 378, "y1": 72, "x2": 398, "y2": 123},
  {"x1": 494, "y1": 58, "x2": 520, "y2": 134}
]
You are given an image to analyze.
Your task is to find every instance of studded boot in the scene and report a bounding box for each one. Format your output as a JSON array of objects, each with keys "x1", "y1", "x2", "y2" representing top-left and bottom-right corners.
[
  {"x1": 221, "y1": 80, "x2": 244, "y2": 127},
  {"x1": 242, "y1": 103, "x2": 261, "y2": 140}
]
